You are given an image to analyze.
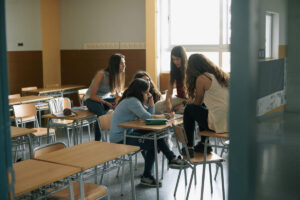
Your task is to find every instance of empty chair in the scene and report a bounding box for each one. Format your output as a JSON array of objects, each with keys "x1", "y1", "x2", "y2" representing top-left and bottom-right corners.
[
  {"x1": 33, "y1": 142, "x2": 109, "y2": 200},
  {"x1": 21, "y1": 86, "x2": 49, "y2": 125},
  {"x1": 9, "y1": 93, "x2": 21, "y2": 99},
  {"x1": 172, "y1": 124, "x2": 226, "y2": 200},
  {"x1": 13, "y1": 103, "x2": 56, "y2": 145},
  {"x1": 78, "y1": 88, "x2": 88, "y2": 106}
]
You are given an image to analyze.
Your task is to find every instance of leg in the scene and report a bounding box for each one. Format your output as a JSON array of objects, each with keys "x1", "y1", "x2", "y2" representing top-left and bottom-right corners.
[
  {"x1": 183, "y1": 104, "x2": 208, "y2": 147},
  {"x1": 86, "y1": 99, "x2": 107, "y2": 141}
]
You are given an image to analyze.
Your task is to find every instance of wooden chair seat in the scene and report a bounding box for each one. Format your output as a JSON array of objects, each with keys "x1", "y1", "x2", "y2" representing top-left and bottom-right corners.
[
  {"x1": 53, "y1": 119, "x2": 74, "y2": 125},
  {"x1": 36, "y1": 104, "x2": 49, "y2": 110},
  {"x1": 32, "y1": 128, "x2": 55, "y2": 137},
  {"x1": 52, "y1": 181, "x2": 107, "y2": 200},
  {"x1": 197, "y1": 130, "x2": 229, "y2": 139},
  {"x1": 186, "y1": 152, "x2": 225, "y2": 163},
  {"x1": 15, "y1": 116, "x2": 36, "y2": 123}
]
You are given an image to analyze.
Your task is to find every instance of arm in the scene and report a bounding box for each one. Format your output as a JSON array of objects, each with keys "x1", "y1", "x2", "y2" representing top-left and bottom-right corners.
[
  {"x1": 165, "y1": 82, "x2": 174, "y2": 112},
  {"x1": 193, "y1": 75, "x2": 211, "y2": 105},
  {"x1": 89, "y1": 72, "x2": 114, "y2": 109}
]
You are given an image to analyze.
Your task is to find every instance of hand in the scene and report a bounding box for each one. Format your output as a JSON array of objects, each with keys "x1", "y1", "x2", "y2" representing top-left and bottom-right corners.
[
  {"x1": 169, "y1": 112, "x2": 175, "y2": 119},
  {"x1": 105, "y1": 102, "x2": 115, "y2": 110},
  {"x1": 166, "y1": 100, "x2": 172, "y2": 113},
  {"x1": 148, "y1": 93, "x2": 154, "y2": 107}
]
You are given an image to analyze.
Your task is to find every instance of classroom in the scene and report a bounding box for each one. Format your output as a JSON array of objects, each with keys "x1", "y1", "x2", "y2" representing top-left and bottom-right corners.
[{"x1": 1, "y1": 0, "x2": 300, "y2": 200}]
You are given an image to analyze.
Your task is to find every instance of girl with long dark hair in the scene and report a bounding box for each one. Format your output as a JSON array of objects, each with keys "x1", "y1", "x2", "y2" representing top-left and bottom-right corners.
[
  {"x1": 183, "y1": 54, "x2": 229, "y2": 157},
  {"x1": 155, "y1": 46, "x2": 188, "y2": 114},
  {"x1": 85, "y1": 53, "x2": 125, "y2": 141},
  {"x1": 110, "y1": 78, "x2": 187, "y2": 187}
]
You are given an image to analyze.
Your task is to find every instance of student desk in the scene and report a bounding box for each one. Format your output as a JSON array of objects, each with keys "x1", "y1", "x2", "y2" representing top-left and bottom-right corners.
[
  {"x1": 14, "y1": 159, "x2": 80, "y2": 199},
  {"x1": 9, "y1": 95, "x2": 53, "y2": 106},
  {"x1": 43, "y1": 109, "x2": 99, "y2": 144},
  {"x1": 22, "y1": 84, "x2": 86, "y2": 97},
  {"x1": 35, "y1": 141, "x2": 140, "y2": 200},
  {"x1": 10, "y1": 126, "x2": 37, "y2": 160},
  {"x1": 118, "y1": 117, "x2": 183, "y2": 200}
]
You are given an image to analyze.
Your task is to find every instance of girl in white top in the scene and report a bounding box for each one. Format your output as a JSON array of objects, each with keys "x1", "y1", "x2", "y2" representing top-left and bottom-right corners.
[{"x1": 183, "y1": 54, "x2": 229, "y2": 156}]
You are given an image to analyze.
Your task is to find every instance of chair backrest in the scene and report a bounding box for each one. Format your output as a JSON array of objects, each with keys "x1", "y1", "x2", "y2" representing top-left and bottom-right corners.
[
  {"x1": 8, "y1": 94, "x2": 21, "y2": 99},
  {"x1": 48, "y1": 97, "x2": 71, "y2": 114},
  {"x1": 173, "y1": 124, "x2": 188, "y2": 145},
  {"x1": 21, "y1": 86, "x2": 38, "y2": 92},
  {"x1": 33, "y1": 142, "x2": 66, "y2": 158},
  {"x1": 13, "y1": 103, "x2": 37, "y2": 118},
  {"x1": 98, "y1": 112, "x2": 113, "y2": 131}
]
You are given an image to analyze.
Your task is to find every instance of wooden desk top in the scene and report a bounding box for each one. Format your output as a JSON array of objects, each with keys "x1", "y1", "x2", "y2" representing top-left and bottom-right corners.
[
  {"x1": 9, "y1": 95, "x2": 52, "y2": 106},
  {"x1": 10, "y1": 126, "x2": 37, "y2": 138},
  {"x1": 14, "y1": 159, "x2": 80, "y2": 197},
  {"x1": 42, "y1": 110, "x2": 95, "y2": 121},
  {"x1": 118, "y1": 118, "x2": 183, "y2": 131},
  {"x1": 36, "y1": 141, "x2": 140, "y2": 170},
  {"x1": 24, "y1": 84, "x2": 86, "y2": 95}
]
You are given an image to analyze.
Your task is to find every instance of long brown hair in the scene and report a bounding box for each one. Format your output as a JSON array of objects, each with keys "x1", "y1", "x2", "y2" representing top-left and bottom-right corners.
[
  {"x1": 133, "y1": 71, "x2": 162, "y2": 103},
  {"x1": 104, "y1": 53, "x2": 125, "y2": 93},
  {"x1": 170, "y1": 46, "x2": 187, "y2": 85},
  {"x1": 186, "y1": 54, "x2": 229, "y2": 98}
]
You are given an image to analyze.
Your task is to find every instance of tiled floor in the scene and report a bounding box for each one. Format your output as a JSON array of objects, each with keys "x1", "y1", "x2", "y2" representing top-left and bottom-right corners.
[
  {"x1": 12, "y1": 121, "x2": 229, "y2": 200},
  {"x1": 27, "y1": 124, "x2": 229, "y2": 200}
]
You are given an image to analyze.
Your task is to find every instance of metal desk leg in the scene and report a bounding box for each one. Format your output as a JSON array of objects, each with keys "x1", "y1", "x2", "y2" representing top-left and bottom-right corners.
[
  {"x1": 72, "y1": 122, "x2": 76, "y2": 145},
  {"x1": 27, "y1": 135, "x2": 33, "y2": 159},
  {"x1": 79, "y1": 173, "x2": 85, "y2": 200},
  {"x1": 46, "y1": 118, "x2": 50, "y2": 144},
  {"x1": 154, "y1": 134, "x2": 159, "y2": 200},
  {"x1": 129, "y1": 154, "x2": 136, "y2": 200},
  {"x1": 68, "y1": 178, "x2": 74, "y2": 200}
]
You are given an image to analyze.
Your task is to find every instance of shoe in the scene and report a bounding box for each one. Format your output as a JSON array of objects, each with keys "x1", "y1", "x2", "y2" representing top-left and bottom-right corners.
[
  {"x1": 194, "y1": 142, "x2": 212, "y2": 154},
  {"x1": 140, "y1": 175, "x2": 162, "y2": 187},
  {"x1": 181, "y1": 147, "x2": 194, "y2": 158},
  {"x1": 168, "y1": 156, "x2": 189, "y2": 169}
]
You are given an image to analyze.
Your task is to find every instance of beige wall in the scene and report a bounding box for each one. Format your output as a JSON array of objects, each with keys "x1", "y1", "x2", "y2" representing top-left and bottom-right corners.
[
  {"x1": 41, "y1": 0, "x2": 61, "y2": 87},
  {"x1": 145, "y1": 0, "x2": 157, "y2": 84}
]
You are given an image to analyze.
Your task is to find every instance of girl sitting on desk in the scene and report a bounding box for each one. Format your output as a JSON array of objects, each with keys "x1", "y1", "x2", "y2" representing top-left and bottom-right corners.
[
  {"x1": 85, "y1": 53, "x2": 125, "y2": 141},
  {"x1": 110, "y1": 78, "x2": 188, "y2": 187}
]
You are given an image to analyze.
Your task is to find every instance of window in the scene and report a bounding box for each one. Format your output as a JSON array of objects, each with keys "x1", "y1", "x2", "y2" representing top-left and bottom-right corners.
[
  {"x1": 265, "y1": 13, "x2": 273, "y2": 58},
  {"x1": 157, "y1": 0, "x2": 231, "y2": 73}
]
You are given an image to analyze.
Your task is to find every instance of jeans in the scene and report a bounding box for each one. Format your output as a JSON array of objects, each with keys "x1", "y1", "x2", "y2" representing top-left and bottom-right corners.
[
  {"x1": 183, "y1": 103, "x2": 209, "y2": 147},
  {"x1": 86, "y1": 98, "x2": 115, "y2": 141},
  {"x1": 122, "y1": 130, "x2": 176, "y2": 177}
]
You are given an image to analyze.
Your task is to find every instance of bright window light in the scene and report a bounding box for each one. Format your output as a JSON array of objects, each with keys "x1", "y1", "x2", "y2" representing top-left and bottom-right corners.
[
  {"x1": 265, "y1": 14, "x2": 272, "y2": 58},
  {"x1": 170, "y1": 0, "x2": 220, "y2": 45}
]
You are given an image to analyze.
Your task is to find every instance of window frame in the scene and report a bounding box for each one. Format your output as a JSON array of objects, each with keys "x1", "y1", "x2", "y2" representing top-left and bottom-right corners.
[{"x1": 160, "y1": 0, "x2": 231, "y2": 72}]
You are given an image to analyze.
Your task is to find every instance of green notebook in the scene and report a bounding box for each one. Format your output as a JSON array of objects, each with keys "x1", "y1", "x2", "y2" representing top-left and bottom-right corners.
[{"x1": 145, "y1": 118, "x2": 168, "y2": 125}]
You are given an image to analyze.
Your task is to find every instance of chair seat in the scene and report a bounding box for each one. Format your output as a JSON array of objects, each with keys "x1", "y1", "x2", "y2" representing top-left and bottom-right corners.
[
  {"x1": 32, "y1": 128, "x2": 55, "y2": 137},
  {"x1": 197, "y1": 131, "x2": 229, "y2": 139},
  {"x1": 186, "y1": 152, "x2": 225, "y2": 163},
  {"x1": 53, "y1": 119, "x2": 74, "y2": 125},
  {"x1": 16, "y1": 116, "x2": 36, "y2": 123},
  {"x1": 52, "y1": 181, "x2": 107, "y2": 200},
  {"x1": 36, "y1": 104, "x2": 49, "y2": 110}
]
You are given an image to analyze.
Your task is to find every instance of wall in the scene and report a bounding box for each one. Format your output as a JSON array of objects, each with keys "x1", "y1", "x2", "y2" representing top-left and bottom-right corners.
[
  {"x1": 59, "y1": 0, "x2": 145, "y2": 49},
  {"x1": 5, "y1": 0, "x2": 42, "y2": 93},
  {"x1": 259, "y1": 0, "x2": 287, "y2": 58}
]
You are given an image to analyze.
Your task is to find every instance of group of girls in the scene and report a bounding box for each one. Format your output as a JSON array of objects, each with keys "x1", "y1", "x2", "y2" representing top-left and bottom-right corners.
[{"x1": 84, "y1": 46, "x2": 229, "y2": 187}]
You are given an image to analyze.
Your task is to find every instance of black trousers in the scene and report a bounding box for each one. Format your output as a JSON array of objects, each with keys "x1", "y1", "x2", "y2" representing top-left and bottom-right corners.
[{"x1": 183, "y1": 103, "x2": 209, "y2": 147}]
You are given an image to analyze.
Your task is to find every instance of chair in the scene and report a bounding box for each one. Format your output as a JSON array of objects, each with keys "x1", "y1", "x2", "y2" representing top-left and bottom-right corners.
[
  {"x1": 33, "y1": 142, "x2": 109, "y2": 200},
  {"x1": 9, "y1": 93, "x2": 21, "y2": 99},
  {"x1": 197, "y1": 130, "x2": 229, "y2": 180},
  {"x1": 12, "y1": 103, "x2": 56, "y2": 160},
  {"x1": 78, "y1": 88, "x2": 88, "y2": 106},
  {"x1": 172, "y1": 124, "x2": 226, "y2": 200},
  {"x1": 48, "y1": 97, "x2": 92, "y2": 146},
  {"x1": 21, "y1": 86, "x2": 49, "y2": 125}
]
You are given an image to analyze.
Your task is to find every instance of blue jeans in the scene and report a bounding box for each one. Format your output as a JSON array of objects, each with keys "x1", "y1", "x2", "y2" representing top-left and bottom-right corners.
[
  {"x1": 122, "y1": 130, "x2": 176, "y2": 177},
  {"x1": 86, "y1": 98, "x2": 115, "y2": 141}
]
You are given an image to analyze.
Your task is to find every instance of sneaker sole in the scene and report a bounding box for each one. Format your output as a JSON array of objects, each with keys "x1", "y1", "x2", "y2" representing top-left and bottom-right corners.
[{"x1": 140, "y1": 181, "x2": 162, "y2": 188}]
